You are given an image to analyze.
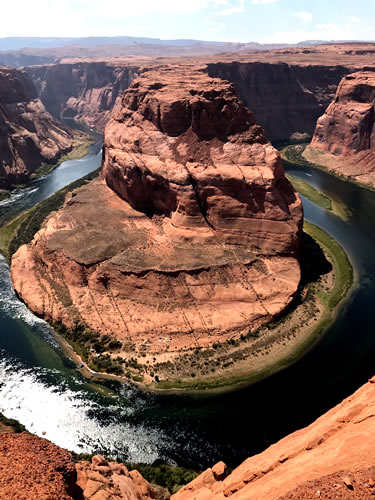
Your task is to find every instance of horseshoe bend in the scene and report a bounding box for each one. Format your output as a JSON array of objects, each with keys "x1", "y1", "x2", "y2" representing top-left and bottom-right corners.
[{"x1": 10, "y1": 64, "x2": 329, "y2": 390}]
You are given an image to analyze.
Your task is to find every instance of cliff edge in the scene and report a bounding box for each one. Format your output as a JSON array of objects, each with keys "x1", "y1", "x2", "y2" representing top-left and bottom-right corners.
[{"x1": 304, "y1": 71, "x2": 375, "y2": 188}]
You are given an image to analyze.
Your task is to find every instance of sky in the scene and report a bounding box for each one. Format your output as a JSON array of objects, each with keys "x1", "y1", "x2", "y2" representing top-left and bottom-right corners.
[{"x1": 1, "y1": 0, "x2": 375, "y2": 44}]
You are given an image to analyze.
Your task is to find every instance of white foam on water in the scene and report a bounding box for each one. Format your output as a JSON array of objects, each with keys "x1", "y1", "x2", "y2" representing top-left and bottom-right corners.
[
  {"x1": 0, "y1": 187, "x2": 39, "y2": 208},
  {"x1": 0, "y1": 356, "x2": 167, "y2": 463},
  {"x1": 0, "y1": 256, "x2": 47, "y2": 330}
]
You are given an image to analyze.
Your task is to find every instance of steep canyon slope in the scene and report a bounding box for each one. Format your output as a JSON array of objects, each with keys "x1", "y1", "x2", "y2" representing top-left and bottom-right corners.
[
  {"x1": 0, "y1": 67, "x2": 84, "y2": 188},
  {"x1": 304, "y1": 71, "x2": 375, "y2": 188},
  {"x1": 11, "y1": 65, "x2": 302, "y2": 380}
]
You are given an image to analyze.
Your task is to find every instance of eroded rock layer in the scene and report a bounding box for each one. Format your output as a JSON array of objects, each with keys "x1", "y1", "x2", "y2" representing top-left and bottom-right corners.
[
  {"x1": 304, "y1": 71, "x2": 375, "y2": 188},
  {"x1": 0, "y1": 67, "x2": 82, "y2": 188},
  {"x1": 173, "y1": 376, "x2": 375, "y2": 499},
  {"x1": 11, "y1": 66, "x2": 302, "y2": 360}
]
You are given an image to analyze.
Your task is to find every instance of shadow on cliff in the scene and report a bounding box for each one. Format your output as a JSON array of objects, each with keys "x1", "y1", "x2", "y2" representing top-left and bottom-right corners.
[{"x1": 300, "y1": 232, "x2": 332, "y2": 287}]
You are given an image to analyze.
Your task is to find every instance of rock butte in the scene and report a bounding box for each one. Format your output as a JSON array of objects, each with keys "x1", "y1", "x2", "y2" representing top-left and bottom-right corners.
[
  {"x1": 0, "y1": 67, "x2": 84, "y2": 188},
  {"x1": 11, "y1": 65, "x2": 302, "y2": 360},
  {"x1": 304, "y1": 71, "x2": 375, "y2": 188}
]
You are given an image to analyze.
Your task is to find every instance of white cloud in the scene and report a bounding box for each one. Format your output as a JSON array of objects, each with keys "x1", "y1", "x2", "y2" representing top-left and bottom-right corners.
[
  {"x1": 202, "y1": 17, "x2": 227, "y2": 34},
  {"x1": 294, "y1": 11, "x2": 313, "y2": 23},
  {"x1": 251, "y1": 0, "x2": 278, "y2": 5},
  {"x1": 0, "y1": 0, "x2": 232, "y2": 37},
  {"x1": 262, "y1": 21, "x2": 375, "y2": 44},
  {"x1": 347, "y1": 16, "x2": 361, "y2": 24},
  {"x1": 217, "y1": 5, "x2": 245, "y2": 15}
]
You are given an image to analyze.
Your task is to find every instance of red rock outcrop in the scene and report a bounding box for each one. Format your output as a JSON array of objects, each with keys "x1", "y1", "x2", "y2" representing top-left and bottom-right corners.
[
  {"x1": 304, "y1": 71, "x2": 375, "y2": 188},
  {"x1": 0, "y1": 67, "x2": 84, "y2": 188},
  {"x1": 11, "y1": 65, "x2": 302, "y2": 379},
  {"x1": 172, "y1": 376, "x2": 375, "y2": 499},
  {"x1": 0, "y1": 433, "x2": 156, "y2": 500}
]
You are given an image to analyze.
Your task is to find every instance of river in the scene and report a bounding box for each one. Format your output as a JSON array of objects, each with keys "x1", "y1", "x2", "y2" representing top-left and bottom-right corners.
[{"x1": 0, "y1": 144, "x2": 375, "y2": 469}]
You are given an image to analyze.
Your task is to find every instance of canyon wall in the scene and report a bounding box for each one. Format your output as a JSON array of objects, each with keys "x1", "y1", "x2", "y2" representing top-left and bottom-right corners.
[
  {"x1": 11, "y1": 64, "x2": 302, "y2": 382},
  {"x1": 0, "y1": 67, "x2": 82, "y2": 188},
  {"x1": 304, "y1": 71, "x2": 375, "y2": 188},
  {"x1": 26, "y1": 58, "x2": 348, "y2": 141},
  {"x1": 20, "y1": 45, "x2": 375, "y2": 144},
  {"x1": 25, "y1": 61, "x2": 140, "y2": 130},
  {"x1": 205, "y1": 61, "x2": 350, "y2": 141}
]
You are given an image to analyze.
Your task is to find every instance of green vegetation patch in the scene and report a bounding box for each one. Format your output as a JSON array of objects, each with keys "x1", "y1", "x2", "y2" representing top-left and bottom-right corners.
[
  {"x1": 0, "y1": 189, "x2": 10, "y2": 202},
  {"x1": 304, "y1": 221, "x2": 353, "y2": 310},
  {"x1": 30, "y1": 138, "x2": 94, "y2": 181},
  {"x1": 286, "y1": 173, "x2": 331, "y2": 210},
  {"x1": 125, "y1": 463, "x2": 200, "y2": 495},
  {"x1": 0, "y1": 167, "x2": 100, "y2": 261},
  {"x1": 0, "y1": 412, "x2": 27, "y2": 433},
  {"x1": 281, "y1": 144, "x2": 352, "y2": 220}
]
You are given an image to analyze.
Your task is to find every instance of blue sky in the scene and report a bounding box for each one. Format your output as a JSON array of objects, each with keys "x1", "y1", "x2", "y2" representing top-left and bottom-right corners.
[{"x1": 2, "y1": 0, "x2": 375, "y2": 43}]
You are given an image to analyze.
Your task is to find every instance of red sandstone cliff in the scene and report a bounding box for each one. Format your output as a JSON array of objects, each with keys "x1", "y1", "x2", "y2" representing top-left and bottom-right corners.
[
  {"x1": 173, "y1": 376, "x2": 375, "y2": 499},
  {"x1": 11, "y1": 65, "x2": 302, "y2": 381},
  {"x1": 25, "y1": 61, "x2": 140, "y2": 131},
  {"x1": 304, "y1": 71, "x2": 375, "y2": 188},
  {"x1": 0, "y1": 67, "x2": 84, "y2": 189}
]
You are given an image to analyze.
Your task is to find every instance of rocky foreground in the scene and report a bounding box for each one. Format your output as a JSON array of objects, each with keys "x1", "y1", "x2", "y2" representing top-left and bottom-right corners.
[
  {"x1": 173, "y1": 376, "x2": 375, "y2": 499},
  {"x1": 11, "y1": 65, "x2": 302, "y2": 383},
  {"x1": 0, "y1": 433, "x2": 156, "y2": 500},
  {"x1": 2, "y1": 376, "x2": 375, "y2": 499},
  {"x1": 304, "y1": 71, "x2": 375, "y2": 188},
  {"x1": 0, "y1": 67, "x2": 85, "y2": 188}
]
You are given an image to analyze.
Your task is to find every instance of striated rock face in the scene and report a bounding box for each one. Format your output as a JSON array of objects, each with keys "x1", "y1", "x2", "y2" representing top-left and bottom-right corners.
[
  {"x1": 11, "y1": 65, "x2": 302, "y2": 366},
  {"x1": 173, "y1": 376, "x2": 375, "y2": 499},
  {"x1": 0, "y1": 67, "x2": 81, "y2": 188},
  {"x1": 0, "y1": 433, "x2": 155, "y2": 500},
  {"x1": 25, "y1": 61, "x2": 140, "y2": 131},
  {"x1": 304, "y1": 71, "x2": 375, "y2": 188}
]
